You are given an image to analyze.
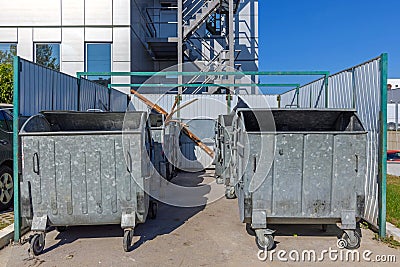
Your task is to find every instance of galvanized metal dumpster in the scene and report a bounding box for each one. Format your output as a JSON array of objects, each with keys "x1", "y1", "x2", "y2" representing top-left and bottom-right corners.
[
  {"x1": 19, "y1": 111, "x2": 155, "y2": 254},
  {"x1": 214, "y1": 114, "x2": 236, "y2": 198},
  {"x1": 234, "y1": 109, "x2": 367, "y2": 250},
  {"x1": 148, "y1": 114, "x2": 175, "y2": 181}
]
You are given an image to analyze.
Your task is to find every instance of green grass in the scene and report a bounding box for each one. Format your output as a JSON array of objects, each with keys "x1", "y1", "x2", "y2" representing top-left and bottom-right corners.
[
  {"x1": 387, "y1": 175, "x2": 400, "y2": 229},
  {"x1": 0, "y1": 221, "x2": 8, "y2": 231},
  {"x1": 374, "y1": 234, "x2": 400, "y2": 249}
]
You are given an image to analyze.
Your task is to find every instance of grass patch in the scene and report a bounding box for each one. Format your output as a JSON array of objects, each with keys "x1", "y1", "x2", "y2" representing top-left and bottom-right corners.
[
  {"x1": 0, "y1": 221, "x2": 9, "y2": 231},
  {"x1": 374, "y1": 234, "x2": 400, "y2": 249},
  {"x1": 387, "y1": 175, "x2": 400, "y2": 228}
]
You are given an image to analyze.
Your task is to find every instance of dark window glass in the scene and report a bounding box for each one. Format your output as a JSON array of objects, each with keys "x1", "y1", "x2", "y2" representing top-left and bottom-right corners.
[
  {"x1": 2, "y1": 109, "x2": 13, "y2": 131},
  {"x1": 0, "y1": 44, "x2": 17, "y2": 64},
  {"x1": 86, "y1": 43, "x2": 111, "y2": 86},
  {"x1": 0, "y1": 111, "x2": 9, "y2": 132},
  {"x1": 35, "y1": 43, "x2": 60, "y2": 71}
]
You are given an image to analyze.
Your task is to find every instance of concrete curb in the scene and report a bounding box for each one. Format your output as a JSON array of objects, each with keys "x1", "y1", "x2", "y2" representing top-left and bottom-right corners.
[
  {"x1": 0, "y1": 224, "x2": 14, "y2": 250},
  {"x1": 386, "y1": 222, "x2": 400, "y2": 242}
]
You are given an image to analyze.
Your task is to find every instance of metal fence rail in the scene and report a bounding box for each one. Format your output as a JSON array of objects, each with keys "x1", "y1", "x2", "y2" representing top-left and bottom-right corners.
[{"x1": 280, "y1": 54, "x2": 388, "y2": 235}]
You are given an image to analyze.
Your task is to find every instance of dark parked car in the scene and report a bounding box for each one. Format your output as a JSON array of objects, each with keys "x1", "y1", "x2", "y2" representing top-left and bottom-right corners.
[
  {"x1": 0, "y1": 104, "x2": 13, "y2": 211},
  {"x1": 387, "y1": 150, "x2": 400, "y2": 162}
]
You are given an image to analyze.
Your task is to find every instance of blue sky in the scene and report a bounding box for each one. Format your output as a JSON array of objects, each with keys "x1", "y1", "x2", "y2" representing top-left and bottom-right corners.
[{"x1": 258, "y1": 0, "x2": 400, "y2": 89}]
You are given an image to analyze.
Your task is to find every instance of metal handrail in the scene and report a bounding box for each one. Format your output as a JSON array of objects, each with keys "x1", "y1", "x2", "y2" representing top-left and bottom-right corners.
[
  {"x1": 183, "y1": 0, "x2": 206, "y2": 23},
  {"x1": 145, "y1": 7, "x2": 178, "y2": 38}
]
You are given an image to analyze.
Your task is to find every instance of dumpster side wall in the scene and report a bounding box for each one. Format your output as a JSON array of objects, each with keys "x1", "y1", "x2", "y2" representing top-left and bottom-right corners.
[
  {"x1": 21, "y1": 133, "x2": 147, "y2": 226},
  {"x1": 239, "y1": 132, "x2": 367, "y2": 223}
]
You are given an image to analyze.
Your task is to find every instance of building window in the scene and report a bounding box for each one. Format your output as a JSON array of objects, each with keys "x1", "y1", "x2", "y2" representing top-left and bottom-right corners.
[
  {"x1": 0, "y1": 43, "x2": 17, "y2": 63},
  {"x1": 86, "y1": 43, "x2": 111, "y2": 86},
  {"x1": 35, "y1": 43, "x2": 60, "y2": 71}
]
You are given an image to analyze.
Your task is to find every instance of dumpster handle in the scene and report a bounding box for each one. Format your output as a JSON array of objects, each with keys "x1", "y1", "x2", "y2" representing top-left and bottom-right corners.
[
  {"x1": 33, "y1": 153, "x2": 39, "y2": 174},
  {"x1": 253, "y1": 155, "x2": 257, "y2": 173},
  {"x1": 127, "y1": 152, "x2": 132, "y2": 173},
  {"x1": 355, "y1": 154, "x2": 359, "y2": 173}
]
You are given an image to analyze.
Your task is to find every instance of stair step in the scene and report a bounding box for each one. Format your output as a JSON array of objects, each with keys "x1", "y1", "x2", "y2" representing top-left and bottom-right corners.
[{"x1": 183, "y1": 0, "x2": 221, "y2": 39}]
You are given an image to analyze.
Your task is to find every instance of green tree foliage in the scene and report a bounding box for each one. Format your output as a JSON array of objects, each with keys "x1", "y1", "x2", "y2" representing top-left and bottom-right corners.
[
  {"x1": 36, "y1": 44, "x2": 60, "y2": 71},
  {"x1": 0, "y1": 45, "x2": 16, "y2": 104}
]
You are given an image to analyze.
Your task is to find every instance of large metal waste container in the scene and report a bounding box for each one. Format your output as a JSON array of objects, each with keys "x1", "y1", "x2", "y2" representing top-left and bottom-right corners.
[
  {"x1": 234, "y1": 109, "x2": 367, "y2": 250},
  {"x1": 214, "y1": 114, "x2": 236, "y2": 198},
  {"x1": 19, "y1": 111, "x2": 156, "y2": 254},
  {"x1": 148, "y1": 114, "x2": 175, "y2": 181}
]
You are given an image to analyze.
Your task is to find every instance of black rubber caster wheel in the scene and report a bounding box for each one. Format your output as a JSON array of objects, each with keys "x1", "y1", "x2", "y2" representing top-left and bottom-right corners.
[
  {"x1": 342, "y1": 230, "x2": 361, "y2": 250},
  {"x1": 30, "y1": 233, "x2": 45, "y2": 256},
  {"x1": 123, "y1": 230, "x2": 132, "y2": 252},
  {"x1": 148, "y1": 201, "x2": 158, "y2": 219},
  {"x1": 256, "y1": 234, "x2": 275, "y2": 251},
  {"x1": 225, "y1": 187, "x2": 236, "y2": 199},
  {"x1": 246, "y1": 223, "x2": 256, "y2": 236}
]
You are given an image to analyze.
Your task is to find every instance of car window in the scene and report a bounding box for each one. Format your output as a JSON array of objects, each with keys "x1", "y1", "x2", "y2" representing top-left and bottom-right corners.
[
  {"x1": 2, "y1": 109, "x2": 13, "y2": 130},
  {"x1": 0, "y1": 111, "x2": 9, "y2": 132},
  {"x1": 388, "y1": 152, "x2": 400, "y2": 160}
]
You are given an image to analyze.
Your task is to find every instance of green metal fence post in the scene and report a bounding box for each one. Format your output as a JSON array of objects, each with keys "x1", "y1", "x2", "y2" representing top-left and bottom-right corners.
[
  {"x1": 379, "y1": 53, "x2": 388, "y2": 238},
  {"x1": 13, "y1": 56, "x2": 20, "y2": 242}
]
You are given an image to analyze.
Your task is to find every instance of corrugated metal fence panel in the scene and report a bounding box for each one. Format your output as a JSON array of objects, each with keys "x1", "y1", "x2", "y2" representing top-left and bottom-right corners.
[
  {"x1": 309, "y1": 79, "x2": 326, "y2": 108},
  {"x1": 179, "y1": 95, "x2": 229, "y2": 119},
  {"x1": 19, "y1": 59, "x2": 129, "y2": 115},
  {"x1": 240, "y1": 95, "x2": 279, "y2": 108},
  {"x1": 328, "y1": 71, "x2": 353, "y2": 109},
  {"x1": 55, "y1": 72, "x2": 79, "y2": 111},
  {"x1": 95, "y1": 84, "x2": 110, "y2": 111},
  {"x1": 131, "y1": 94, "x2": 232, "y2": 119},
  {"x1": 298, "y1": 85, "x2": 312, "y2": 108},
  {"x1": 19, "y1": 59, "x2": 78, "y2": 116},
  {"x1": 131, "y1": 94, "x2": 279, "y2": 118},
  {"x1": 280, "y1": 57, "x2": 383, "y2": 227},
  {"x1": 280, "y1": 90, "x2": 297, "y2": 107},
  {"x1": 110, "y1": 89, "x2": 129, "y2": 111},
  {"x1": 79, "y1": 79, "x2": 97, "y2": 111},
  {"x1": 352, "y1": 59, "x2": 381, "y2": 226}
]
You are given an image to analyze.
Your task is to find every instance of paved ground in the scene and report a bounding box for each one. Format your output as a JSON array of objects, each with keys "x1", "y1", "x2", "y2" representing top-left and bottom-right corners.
[
  {"x1": 387, "y1": 162, "x2": 400, "y2": 176},
  {"x1": 0, "y1": 171, "x2": 399, "y2": 266}
]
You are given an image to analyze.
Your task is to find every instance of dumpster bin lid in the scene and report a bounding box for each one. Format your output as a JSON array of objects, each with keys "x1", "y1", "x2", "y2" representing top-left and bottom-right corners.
[
  {"x1": 21, "y1": 111, "x2": 146, "y2": 133},
  {"x1": 238, "y1": 109, "x2": 365, "y2": 132}
]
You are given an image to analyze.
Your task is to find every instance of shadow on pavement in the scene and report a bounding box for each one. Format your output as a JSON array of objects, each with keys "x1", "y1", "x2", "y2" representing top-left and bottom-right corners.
[{"x1": 41, "y1": 171, "x2": 209, "y2": 253}]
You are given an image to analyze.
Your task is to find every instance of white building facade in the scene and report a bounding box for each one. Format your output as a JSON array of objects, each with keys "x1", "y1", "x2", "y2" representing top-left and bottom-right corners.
[{"x1": 0, "y1": 0, "x2": 258, "y2": 93}]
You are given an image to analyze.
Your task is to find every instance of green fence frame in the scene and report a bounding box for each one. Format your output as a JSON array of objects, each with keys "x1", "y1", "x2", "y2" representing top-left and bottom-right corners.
[
  {"x1": 379, "y1": 53, "x2": 388, "y2": 237},
  {"x1": 12, "y1": 61, "x2": 386, "y2": 241},
  {"x1": 13, "y1": 56, "x2": 20, "y2": 241}
]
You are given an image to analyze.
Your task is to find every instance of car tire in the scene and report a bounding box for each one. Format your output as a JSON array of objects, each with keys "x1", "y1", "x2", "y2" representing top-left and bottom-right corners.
[{"x1": 0, "y1": 166, "x2": 13, "y2": 211}]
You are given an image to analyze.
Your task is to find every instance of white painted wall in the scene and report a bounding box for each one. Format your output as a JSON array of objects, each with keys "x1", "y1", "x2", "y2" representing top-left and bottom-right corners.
[
  {"x1": 0, "y1": 0, "x2": 136, "y2": 93},
  {"x1": 388, "y1": 79, "x2": 400, "y2": 90}
]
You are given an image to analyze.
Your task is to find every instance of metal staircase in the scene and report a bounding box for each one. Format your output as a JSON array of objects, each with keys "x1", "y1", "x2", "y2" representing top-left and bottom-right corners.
[
  {"x1": 143, "y1": 0, "x2": 241, "y2": 94},
  {"x1": 183, "y1": 0, "x2": 221, "y2": 40},
  {"x1": 179, "y1": 0, "x2": 242, "y2": 94}
]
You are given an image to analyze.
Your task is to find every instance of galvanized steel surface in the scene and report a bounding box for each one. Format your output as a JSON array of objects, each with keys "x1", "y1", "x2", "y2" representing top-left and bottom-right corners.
[
  {"x1": 280, "y1": 57, "x2": 383, "y2": 227},
  {"x1": 19, "y1": 112, "x2": 151, "y2": 229},
  {"x1": 235, "y1": 109, "x2": 367, "y2": 228}
]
